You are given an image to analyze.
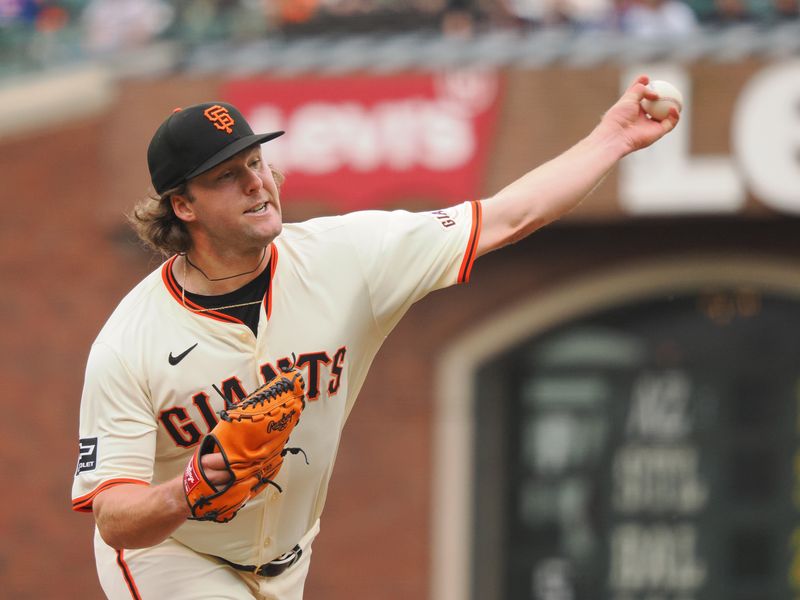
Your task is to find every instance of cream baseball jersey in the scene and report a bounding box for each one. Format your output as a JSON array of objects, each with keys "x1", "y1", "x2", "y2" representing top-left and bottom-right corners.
[{"x1": 73, "y1": 201, "x2": 481, "y2": 565}]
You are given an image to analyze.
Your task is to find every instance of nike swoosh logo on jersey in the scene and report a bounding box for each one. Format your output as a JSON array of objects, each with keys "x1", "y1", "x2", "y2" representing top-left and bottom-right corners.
[{"x1": 169, "y1": 343, "x2": 198, "y2": 366}]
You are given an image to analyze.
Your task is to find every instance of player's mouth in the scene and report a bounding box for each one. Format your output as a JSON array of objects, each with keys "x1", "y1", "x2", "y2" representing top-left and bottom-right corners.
[{"x1": 244, "y1": 202, "x2": 268, "y2": 215}]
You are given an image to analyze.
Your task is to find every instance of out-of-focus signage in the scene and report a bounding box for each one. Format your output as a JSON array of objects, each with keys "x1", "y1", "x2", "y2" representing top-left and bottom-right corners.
[
  {"x1": 490, "y1": 292, "x2": 800, "y2": 600},
  {"x1": 222, "y1": 60, "x2": 799, "y2": 218},
  {"x1": 224, "y1": 71, "x2": 502, "y2": 212},
  {"x1": 619, "y1": 60, "x2": 800, "y2": 217}
]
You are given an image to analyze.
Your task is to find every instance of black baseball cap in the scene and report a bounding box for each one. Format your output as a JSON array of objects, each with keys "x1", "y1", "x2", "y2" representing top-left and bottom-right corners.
[{"x1": 147, "y1": 101, "x2": 284, "y2": 195}]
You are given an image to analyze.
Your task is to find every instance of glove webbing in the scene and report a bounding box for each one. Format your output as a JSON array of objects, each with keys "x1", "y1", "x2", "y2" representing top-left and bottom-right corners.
[{"x1": 220, "y1": 375, "x2": 298, "y2": 421}]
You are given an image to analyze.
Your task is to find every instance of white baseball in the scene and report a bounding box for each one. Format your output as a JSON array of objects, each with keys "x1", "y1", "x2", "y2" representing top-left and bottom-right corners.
[{"x1": 640, "y1": 80, "x2": 683, "y2": 121}]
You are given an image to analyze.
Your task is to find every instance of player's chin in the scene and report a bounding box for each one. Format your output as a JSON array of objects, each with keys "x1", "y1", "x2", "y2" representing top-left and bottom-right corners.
[{"x1": 250, "y1": 219, "x2": 282, "y2": 246}]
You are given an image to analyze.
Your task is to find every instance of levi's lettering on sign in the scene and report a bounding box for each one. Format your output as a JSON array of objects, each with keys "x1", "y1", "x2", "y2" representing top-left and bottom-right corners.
[{"x1": 224, "y1": 71, "x2": 502, "y2": 211}]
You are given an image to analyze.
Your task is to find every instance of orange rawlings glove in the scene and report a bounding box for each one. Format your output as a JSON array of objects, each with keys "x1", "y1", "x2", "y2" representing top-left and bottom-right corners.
[{"x1": 183, "y1": 367, "x2": 307, "y2": 523}]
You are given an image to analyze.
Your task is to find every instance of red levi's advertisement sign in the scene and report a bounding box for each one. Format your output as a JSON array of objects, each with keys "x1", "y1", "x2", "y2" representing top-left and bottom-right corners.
[{"x1": 223, "y1": 71, "x2": 502, "y2": 212}]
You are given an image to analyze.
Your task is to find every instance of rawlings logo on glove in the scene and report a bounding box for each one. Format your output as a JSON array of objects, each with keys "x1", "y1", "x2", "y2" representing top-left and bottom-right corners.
[{"x1": 183, "y1": 366, "x2": 307, "y2": 523}]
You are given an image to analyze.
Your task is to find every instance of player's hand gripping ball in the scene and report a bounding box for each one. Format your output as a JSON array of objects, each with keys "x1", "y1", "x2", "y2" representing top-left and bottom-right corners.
[
  {"x1": 183, "y1": 366, "x2": 307, "y2": 523},
  {"x1": 640, "y1": 80, "x2": 683, "y2": 121}
]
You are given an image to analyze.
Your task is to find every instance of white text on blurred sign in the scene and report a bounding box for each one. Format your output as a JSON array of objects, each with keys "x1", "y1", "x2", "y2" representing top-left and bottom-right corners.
[
  {"x1": 621, "y1": 60, "x2": 800, "y2": 216},
  {"x1": 225, "y1": 71, "x2": 501, "y2": 212}
]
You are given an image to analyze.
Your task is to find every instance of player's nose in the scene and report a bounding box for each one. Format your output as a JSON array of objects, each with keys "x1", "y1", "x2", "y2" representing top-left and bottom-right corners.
[{"x1": 242, "y1": 166, "x2": 264, "y2": 195}]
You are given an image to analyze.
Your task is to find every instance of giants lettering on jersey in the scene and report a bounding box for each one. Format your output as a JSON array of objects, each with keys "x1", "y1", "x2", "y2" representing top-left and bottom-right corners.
[{"x1": 160, "y1": 347, "x2": 346, "y2": 447}]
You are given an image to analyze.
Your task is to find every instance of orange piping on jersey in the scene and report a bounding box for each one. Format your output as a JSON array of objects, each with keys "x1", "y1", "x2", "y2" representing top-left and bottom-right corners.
[
  {"x1": 458, "y1": 200, "x2": 482, "y2": 284},
  {"x1": 116, "y1": 550, "x2": 143, "y2": 599},
  {"x1": 160, "y1": 256, "x2": 243, "y2": 325},
  {"x1": 71, "y1": 478, "x2": 149, "y2": 513},
  {"x1": 266, "y1": 243, "x2": 278, "y2": 320}
]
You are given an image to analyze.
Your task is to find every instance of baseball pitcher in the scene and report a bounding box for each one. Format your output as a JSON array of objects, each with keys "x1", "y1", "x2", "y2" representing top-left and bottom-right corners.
[{"x1": 72, "y1": 76, "x2": 678, "y2": 599}]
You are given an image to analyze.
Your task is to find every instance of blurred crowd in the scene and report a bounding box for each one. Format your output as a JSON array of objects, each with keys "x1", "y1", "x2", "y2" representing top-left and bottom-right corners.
[{"x1": 0, "y1": 0, "x2": 798, "y2": 77}]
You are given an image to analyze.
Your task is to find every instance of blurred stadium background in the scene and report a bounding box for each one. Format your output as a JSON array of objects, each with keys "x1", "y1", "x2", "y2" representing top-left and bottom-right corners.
[{"x1": 2, "y1": 0, "x2": 800, "y2": 598}]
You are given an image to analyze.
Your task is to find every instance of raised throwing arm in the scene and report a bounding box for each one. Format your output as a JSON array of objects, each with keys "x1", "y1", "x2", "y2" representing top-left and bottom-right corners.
[{"x1": 477, "y1": 75, "x2": 680, "y2": 257}]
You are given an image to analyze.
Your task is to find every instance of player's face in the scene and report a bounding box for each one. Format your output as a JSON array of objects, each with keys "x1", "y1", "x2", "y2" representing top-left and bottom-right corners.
[{"x1": 182, "y1": 146, "x2": 282, "y2": 253}]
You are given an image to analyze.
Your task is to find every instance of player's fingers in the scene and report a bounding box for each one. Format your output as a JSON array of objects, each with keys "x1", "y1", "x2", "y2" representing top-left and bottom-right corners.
[
  {"x1": 201, "y1": 452, "x2": 233, "y2": 485},
  {"x1": 642, "y1": 86, "x2": 660, "y2": 101},
  {"x1": 625, "y1": 75, "x2": 651, "y2": 100},
  {"x1": 658, "y1": 108, "x2": 680, "y2": 134},
  {"x1": 201, "y1": 452, "x2": 226, "y2": 468}
]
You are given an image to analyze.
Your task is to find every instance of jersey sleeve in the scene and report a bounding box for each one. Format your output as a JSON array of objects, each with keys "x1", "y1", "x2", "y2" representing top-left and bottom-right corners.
[
  {"x1": 71, "y1": 341, "x2": 156, "y2": 512},
  {"x1": 345, "y1": 200, "x2": 482, "y2": 335}
]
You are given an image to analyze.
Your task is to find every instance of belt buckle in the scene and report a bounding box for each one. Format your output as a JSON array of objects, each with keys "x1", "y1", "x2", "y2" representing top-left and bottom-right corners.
[{"x1": 256, "y1": 545, "x2": 302, "y2": 577}]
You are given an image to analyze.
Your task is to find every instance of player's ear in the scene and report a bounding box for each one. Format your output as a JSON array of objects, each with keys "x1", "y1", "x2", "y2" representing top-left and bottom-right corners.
[{"x1": 171, "y1": 189, "x2": 197, "y2": 223}]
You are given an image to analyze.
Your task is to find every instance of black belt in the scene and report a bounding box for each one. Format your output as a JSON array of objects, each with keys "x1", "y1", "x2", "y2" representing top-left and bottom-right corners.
[{"x1": 217, "y1": 544, "x2": 303, "y2": 578}]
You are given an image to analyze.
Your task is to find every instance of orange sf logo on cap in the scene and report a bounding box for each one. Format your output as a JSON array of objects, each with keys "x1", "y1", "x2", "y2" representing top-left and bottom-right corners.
[{"x1": 204, "y1": 105, "x2": 235, "y2": 134}]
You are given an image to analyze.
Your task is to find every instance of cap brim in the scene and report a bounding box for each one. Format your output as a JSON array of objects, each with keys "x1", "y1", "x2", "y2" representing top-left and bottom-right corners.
[{"x1": 185, "y1": 131, "x2": 285, "y2": 181}]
